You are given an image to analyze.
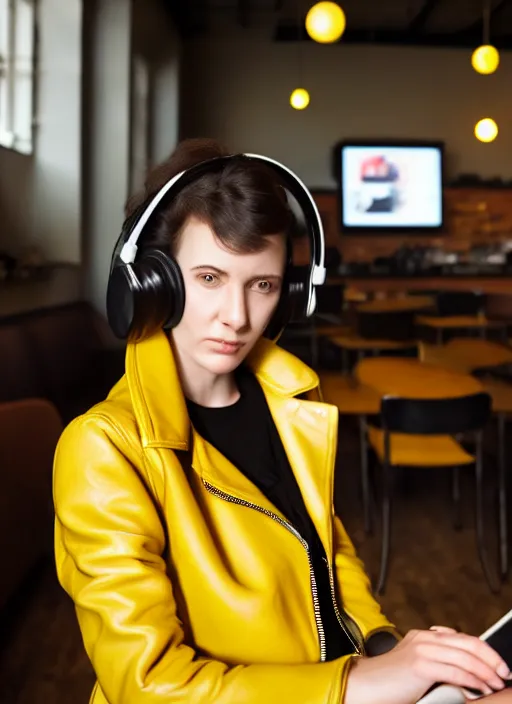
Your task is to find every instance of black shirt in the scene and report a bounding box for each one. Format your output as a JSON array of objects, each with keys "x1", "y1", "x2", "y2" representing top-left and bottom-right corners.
[{"x1": 186, "y1": 365, "x2": 356, "y2": 661}]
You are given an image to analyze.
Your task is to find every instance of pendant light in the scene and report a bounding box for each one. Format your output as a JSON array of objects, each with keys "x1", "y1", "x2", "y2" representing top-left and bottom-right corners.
[
  {"x1": 290, "y1": 88, "x2": 310, "y2": 109},
  {"x1": 472, "y1": 0, "x2": 500, "y2": 74},
  {"x1": 305, "y1": 2, "x2": 346, "y2": 44},
  {"x1": 474, "y1": 118, "x2": 498, "y2": 142}
]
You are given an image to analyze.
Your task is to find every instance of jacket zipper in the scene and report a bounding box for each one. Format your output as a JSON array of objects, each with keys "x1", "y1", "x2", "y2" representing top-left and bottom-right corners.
[
  {"x1": 203, "y1": 479, "x2": 362, "y2": 660},
  {"x1": 325, "y1": 559, "x2": 364, "y2": 655}
]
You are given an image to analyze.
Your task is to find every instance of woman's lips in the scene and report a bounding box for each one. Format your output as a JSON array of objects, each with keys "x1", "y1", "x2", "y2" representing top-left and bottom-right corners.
[{"x1": 206, "y1": 339, "x2": 244, "y2": 355}]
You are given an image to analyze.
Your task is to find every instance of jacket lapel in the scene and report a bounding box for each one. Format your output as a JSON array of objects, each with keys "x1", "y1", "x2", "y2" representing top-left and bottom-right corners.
[
  {"x1": 125, "y1": 331, "x2": 190, "y2": 450},
  {"x1": 262, "y1": 390, "x2": 338, "y2": 560}
]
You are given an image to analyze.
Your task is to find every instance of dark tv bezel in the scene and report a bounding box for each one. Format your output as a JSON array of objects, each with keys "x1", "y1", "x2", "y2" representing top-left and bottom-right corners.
[{"x1": 333, "y1": 139, "x2": 446, "y2": 236}]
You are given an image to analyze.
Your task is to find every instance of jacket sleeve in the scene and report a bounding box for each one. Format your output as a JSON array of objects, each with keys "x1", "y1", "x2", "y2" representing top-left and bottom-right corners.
[
  {"x1": 333, "y1": 515, "x2": 400, "y2": 646},
  {"x1": 53, "y1": 414, "x2": 357, "y2": 704}
]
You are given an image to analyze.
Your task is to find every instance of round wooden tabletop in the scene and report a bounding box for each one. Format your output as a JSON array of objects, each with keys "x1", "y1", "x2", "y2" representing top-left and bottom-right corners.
[{"x1": 356, "y1": 357, "x2": 484, "y2": 399}]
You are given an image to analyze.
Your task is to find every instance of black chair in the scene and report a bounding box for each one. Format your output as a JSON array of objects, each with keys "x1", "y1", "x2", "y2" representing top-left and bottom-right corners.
[
  {"x1": 280, "y1": 283, "x2": 345, "y2": 367},
  {"x1": 357, "y1": 309, "x2": 417, "y2": 342},
  {"x1": 369, "y1": 392, "x2": 496, "y2": 595},
  {"x1": 437, "y1": 291, "x2": 486, "y2": 317}
]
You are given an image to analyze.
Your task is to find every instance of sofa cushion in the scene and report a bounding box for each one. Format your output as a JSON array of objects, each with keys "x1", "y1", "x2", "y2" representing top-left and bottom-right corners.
[{"x1": 0, "y1": 325, "x2": 43, "y2": 402}]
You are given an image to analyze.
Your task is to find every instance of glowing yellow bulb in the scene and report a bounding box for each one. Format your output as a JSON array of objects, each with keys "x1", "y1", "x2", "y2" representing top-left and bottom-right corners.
[
  {"x1": 474, "y1": 118, "x2": 498, "y2": 143},
  {"x1": 471, "y1": 45, "x2": 500, "y2": 74},
  {"x1": 305, "y1": 2, "x2": 346, "y2": 44},
  {"x1": 290, "y1": 88, "x2": 310, "y2": 110}
]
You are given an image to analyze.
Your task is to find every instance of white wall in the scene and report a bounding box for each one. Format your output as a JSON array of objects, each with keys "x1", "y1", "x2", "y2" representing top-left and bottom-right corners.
[
  {"x1": 181, "y1": 31, "x2": 512, "y2": 188},
  {"x1": 151, "y1": 46, "x2": 181, "y2": 165},
  {"x1": 33, "y1": 0, "x2": 82, "y2": 263}
]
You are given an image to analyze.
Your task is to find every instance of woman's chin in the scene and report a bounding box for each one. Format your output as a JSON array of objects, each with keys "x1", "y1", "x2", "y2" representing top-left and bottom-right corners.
[{"x1": 199, "y1": 351, "x2": 246, "y2": 375}]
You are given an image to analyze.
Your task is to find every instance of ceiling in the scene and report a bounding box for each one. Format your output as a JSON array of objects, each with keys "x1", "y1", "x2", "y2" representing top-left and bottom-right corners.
[{"x1": 165, "y1": 0, "x2": 512, "y2": 47}]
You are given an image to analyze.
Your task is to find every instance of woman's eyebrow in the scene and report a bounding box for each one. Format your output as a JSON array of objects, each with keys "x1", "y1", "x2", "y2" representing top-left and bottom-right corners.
[
  {"x1": 191, "y1": 265, "x2": 227, "y2": 274},
  {"x1": 191, "y1": 265, "x2": 282, "y2": 280}
]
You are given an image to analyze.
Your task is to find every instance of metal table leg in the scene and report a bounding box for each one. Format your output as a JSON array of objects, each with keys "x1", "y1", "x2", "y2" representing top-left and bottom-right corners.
[
  {"x1": 498, "y1": 413, "x2": 508, "y2": 580},
  {"x1": 359, "y1": 415, "x2": 371, "y2": 535}
]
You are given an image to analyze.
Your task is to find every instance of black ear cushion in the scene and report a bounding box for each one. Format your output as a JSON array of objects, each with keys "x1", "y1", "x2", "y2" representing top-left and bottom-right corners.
[
  {"x1": 106, "y1": 264, "x2": 139, "y2": 340},
  {"x1": 142, "y1": 250, "x2": 185, "y2": 330},
  {"x1": 106, "y1": 250, "x2": 185, "y2": 341}
]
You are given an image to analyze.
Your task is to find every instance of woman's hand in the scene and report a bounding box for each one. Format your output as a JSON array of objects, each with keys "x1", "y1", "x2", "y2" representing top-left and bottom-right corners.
[{"x1": 344, "y1": 627, "x2": 511, "y2": 704}]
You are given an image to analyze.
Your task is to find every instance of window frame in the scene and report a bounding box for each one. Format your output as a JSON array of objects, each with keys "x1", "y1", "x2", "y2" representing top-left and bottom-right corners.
[{"x1": 0, "y1": 0, "x2": 36, "y2": 154}]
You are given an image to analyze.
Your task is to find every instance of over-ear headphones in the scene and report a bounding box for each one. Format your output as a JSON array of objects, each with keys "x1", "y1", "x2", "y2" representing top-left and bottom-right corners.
[{"x1": 106, "y1": 153, "x2": 326, "y2": 342}]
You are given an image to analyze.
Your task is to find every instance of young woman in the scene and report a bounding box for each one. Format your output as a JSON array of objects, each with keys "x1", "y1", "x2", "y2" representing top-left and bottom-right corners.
[{"x1": 53, "y1": 139, "x2": 510, "y2": 704}]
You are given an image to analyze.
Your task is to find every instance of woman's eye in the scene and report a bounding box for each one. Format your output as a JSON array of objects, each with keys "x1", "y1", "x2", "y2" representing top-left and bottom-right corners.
[
  {"x1": 200, "y1": 273, "x2": 219, "y2": 286},
  {"x1": 254, "y1": 280, "x2": 273, "y2": 293}
]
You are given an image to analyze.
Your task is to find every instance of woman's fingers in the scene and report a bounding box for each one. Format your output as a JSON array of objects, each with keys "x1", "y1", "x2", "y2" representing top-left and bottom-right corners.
[
  {"x1": 435, "y1": 633, "x2": 511, "y2": 682},
  {"x1": 417, "y1": 658, "x2": 496, "y2": 697},
  {"x1": 418, "y1": 642, "x2": 504, "y2": 694}
]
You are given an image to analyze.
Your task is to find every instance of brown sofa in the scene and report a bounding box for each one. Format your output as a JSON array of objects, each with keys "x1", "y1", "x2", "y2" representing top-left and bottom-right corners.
[
  {"x1": 0, "y1": 301, "x2": 125, "y2": 423},
  {"x1": 0, "y1": 302, "x2": 125, "y2": 609},
  {"x1": 0, "y1": 398, "x2": 63, "y2": 609}
]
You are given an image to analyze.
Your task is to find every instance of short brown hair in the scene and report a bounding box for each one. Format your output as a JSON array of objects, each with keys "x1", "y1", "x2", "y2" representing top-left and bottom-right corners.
[{"x1": 126, "y1": 138, "x2": 293, "y2": 255}]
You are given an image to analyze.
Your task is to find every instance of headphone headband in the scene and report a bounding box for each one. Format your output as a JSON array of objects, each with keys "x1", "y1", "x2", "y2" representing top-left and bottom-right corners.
[{"x1": 119, "y1": 153, "x2": 326, "y2": 288}]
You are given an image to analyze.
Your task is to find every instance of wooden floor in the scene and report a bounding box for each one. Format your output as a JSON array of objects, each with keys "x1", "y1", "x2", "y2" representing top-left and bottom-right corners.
[{"x1": 0, "y1": 414, "x2": 511, "y2": 703}]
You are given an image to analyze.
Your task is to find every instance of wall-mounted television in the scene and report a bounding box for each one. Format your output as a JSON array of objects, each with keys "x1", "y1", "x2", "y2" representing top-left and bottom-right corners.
[{"x1": 334, "y1": 139, "x2": 445, "y2": 234}]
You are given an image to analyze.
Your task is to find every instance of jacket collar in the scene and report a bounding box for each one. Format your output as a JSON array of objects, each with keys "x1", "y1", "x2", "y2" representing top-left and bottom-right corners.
[{"x1": 125, "y1": 330, "x2": 319, "y2": 449}]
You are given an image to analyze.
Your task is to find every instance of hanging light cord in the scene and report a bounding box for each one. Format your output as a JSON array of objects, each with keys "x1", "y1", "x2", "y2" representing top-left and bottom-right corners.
[
  {"x1": 483, "y1": 0, "x2": 491, "y2": 45},
  {"x1": 297, "y1": 0, "x2": 304, "y2": 85}
]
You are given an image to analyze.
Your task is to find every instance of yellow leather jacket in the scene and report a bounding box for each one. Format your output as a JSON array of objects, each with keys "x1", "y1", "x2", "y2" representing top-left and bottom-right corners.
[{"x1": 53, "y1": 331, "x2": 396, "y2": 704}]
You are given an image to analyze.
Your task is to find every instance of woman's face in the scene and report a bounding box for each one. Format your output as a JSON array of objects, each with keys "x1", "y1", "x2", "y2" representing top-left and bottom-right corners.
[{"x1": 171, "y1": 216, "x2": 287, "y2": 379}]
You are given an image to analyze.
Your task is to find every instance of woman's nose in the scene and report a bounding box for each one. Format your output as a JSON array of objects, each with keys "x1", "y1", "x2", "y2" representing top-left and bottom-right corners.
[{"x1": 219, "y1": 286, "x2": 249, "y2": 332}]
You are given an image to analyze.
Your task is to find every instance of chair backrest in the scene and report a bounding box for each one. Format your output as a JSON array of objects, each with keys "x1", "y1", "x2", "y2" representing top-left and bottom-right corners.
[
  {"x1": 380, "y1": 392, "x2": 492, "y2": 435},
  {"x1": 437, "y1": 291, "x2": 485, "y2": 317},
  {"x1": 357, "y1": 310, "x2": 417, "y2": 342}
]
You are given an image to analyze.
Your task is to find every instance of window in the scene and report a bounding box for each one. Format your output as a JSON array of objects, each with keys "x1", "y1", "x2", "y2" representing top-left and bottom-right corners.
[{"x1": 0, "y1": 0, "x2": 35, "y2": 154}]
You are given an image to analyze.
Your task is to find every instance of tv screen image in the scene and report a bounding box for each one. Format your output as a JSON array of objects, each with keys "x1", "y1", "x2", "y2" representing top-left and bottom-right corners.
[{"x1": 336, "y1": 141, "x2": 444, "y2": 233}]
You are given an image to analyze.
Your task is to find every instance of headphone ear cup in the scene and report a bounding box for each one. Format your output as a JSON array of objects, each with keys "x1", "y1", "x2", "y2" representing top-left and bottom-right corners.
[
  {"x1": 287, "y1": 264, "x2": 310, "y2": 322},
  {"x1": 106, "y1": 264, "x2": 139, "y2": 340},
  {"x1": 264, "y1": 264, "x2": 310, "y2": 340},
  {"x1": 143, "y1": 249, "x2": 185, "y2": 331},
  {"x1": 106, "y1": 250, "x2": 185, "y2": 341}
]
